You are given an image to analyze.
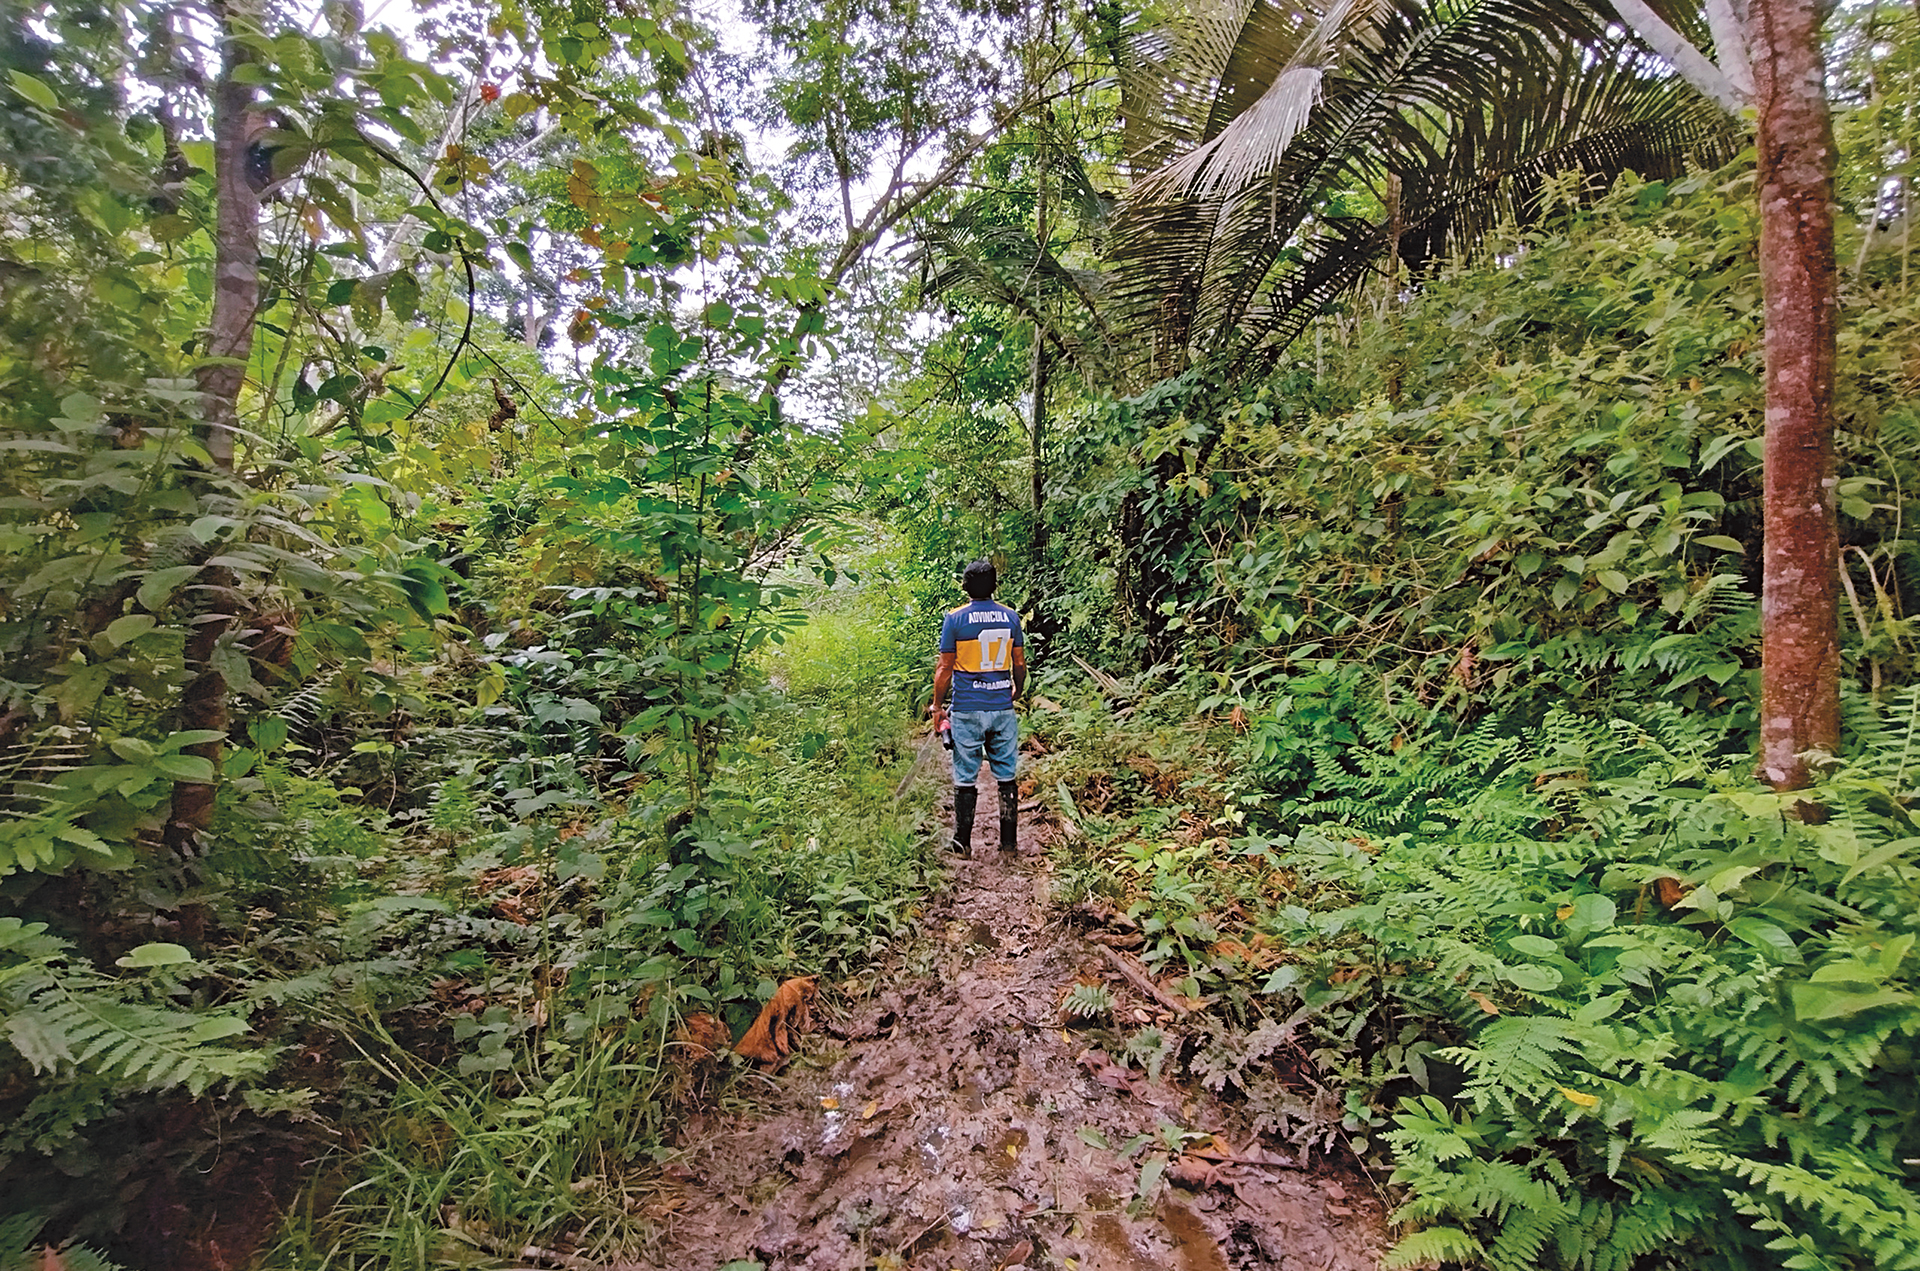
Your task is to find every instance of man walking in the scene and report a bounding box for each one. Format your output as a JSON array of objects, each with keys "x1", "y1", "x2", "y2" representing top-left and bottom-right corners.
[{"x1": 932, "y1": 559, "x2": 1026, "y2": 853}]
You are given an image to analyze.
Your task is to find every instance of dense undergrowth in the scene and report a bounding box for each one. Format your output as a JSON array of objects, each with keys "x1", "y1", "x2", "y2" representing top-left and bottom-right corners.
[
  {"x1": 1003, "y1": 163, "x2": 1920, "y2": 1271},
  {"x1": 5, "y1": 57, "x2": 1919, "y2": 1271},
  {"x1": 1028, "y1": 678, "x2": 1920, "y2": 1271},
  {"x1": 2, "y1": 562, "x2": 941, "y2": 1269}
]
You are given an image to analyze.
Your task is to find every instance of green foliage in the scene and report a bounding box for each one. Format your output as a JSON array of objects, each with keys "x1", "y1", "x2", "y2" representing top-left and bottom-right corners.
[
  {"x1": 0, "y1": 1212, "x2": 122, "y2": 1271},
  {"x1": 1276, "y1": 739, "x2": 1920, "y2": 1270},
  {"x1": 1063, "y1": 981, "x2": 1115, "y2": 1020},
  {"x1": 1028, "y1": 658, "x2": 1920, "y2": 1271},
  {"x1": 1050, "y1": 164, "x2": 1918, "y2": 707},
  {"x1": 0, "y1": 918, "x2": 267, "y2": 1174}
]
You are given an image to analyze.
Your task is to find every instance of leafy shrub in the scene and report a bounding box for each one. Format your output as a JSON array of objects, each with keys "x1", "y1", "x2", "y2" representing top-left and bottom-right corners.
[{"x1": 1279, "y1": 727, "x2": 1920, "y2": 1270}]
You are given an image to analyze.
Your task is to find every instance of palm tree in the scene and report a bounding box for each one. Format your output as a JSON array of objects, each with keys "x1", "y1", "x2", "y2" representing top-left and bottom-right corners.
[{"x1": 1108, "y1": 0, "x2": 1740, "y2": 379}]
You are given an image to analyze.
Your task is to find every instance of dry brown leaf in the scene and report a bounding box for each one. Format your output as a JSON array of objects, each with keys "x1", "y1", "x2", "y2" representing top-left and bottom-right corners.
[
  {"x1": 672, "y1": 1012, "x2": 730, "y2": 1061},
  {"x1": 1652, "y1": 876, "x2": 1691, "y2": 909},
  {"x1": 732, "y1": 976, "x2": 818, "y2": 1066},
  {"x1": 995, "y1": 1238, "x2": 1034, "y2": 1271}
]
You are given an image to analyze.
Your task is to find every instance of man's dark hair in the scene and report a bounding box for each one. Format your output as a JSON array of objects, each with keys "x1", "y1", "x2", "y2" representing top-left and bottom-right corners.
[{"x1": 962, "y1": 559, "x2": 997, "y2": 600}]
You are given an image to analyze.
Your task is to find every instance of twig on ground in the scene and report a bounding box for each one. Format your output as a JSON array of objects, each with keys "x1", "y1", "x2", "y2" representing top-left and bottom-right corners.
[{"x1": 1097, "y1": 945, "x2": 1193, "y2": 1017}]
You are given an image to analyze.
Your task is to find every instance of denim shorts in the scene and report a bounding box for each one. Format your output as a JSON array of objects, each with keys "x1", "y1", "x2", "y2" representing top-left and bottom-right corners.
[{"x1": 948, "y1": 709, "x2": 1019, "y2": 785}]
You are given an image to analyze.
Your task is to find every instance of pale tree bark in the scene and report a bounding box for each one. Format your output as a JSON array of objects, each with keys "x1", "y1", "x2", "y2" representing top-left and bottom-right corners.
[
  {"x1": 1606, "y1": 0, "x2": 1750, "y2": 112},
  {"x1": 1750, "y1": 0, "x2": 1840, "y2": 791},
  {"x1": 1704, "y1": 0, "x2": 1757, "y2": 100}
]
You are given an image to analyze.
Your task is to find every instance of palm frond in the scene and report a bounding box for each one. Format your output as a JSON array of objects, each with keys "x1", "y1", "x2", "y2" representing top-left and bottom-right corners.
[
  {"x1": 1108, "y1": 0, "x2": 1742, "y2": 375},
  {"x1": 1139, "y1": 0, "x2": 1398, "y2": 202},
  {"x1": 1118, "y1": 0, "x2": 1263, "y2": 175}
]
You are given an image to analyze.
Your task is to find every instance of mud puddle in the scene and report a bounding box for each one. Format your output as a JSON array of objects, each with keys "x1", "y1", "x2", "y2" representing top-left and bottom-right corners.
[{"x1": 623, "y1": 776, "x2": 1390, "y2": 1271}]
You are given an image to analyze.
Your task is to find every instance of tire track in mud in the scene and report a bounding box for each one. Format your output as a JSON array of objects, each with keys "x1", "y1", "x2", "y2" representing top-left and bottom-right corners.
[{"x1": 626, "y1": 773, "x2": 1390, "y2": 1271}]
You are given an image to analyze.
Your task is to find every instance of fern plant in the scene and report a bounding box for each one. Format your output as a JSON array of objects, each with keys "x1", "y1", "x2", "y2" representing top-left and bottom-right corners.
[
  {"x1": 1278, "y1": 719, "x2": 1920, "y2": 1271},
  {"x1": 0, "y1": 1213, "x2": 122, "y2": 1271},
  {"x1": 1063, "y1": 982, "x2": 1116, "y2": 1021},
  {"x1": 0, "y1": 919, "x2": 268, "y2": 1173}
]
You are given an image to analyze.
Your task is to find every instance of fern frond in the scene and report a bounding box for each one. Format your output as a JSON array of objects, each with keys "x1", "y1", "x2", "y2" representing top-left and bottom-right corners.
[{"x1": 1384, "y1": 1226, "x2": 1484, "y2": 1269}]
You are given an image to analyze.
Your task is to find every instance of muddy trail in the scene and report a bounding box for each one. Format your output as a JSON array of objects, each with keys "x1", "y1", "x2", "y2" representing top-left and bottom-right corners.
[{"x1": 628, "y1": 769, "x2": 1392, "y2": 1271}]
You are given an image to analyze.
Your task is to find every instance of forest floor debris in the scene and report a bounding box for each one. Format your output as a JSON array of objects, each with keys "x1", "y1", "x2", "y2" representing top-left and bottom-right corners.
[{"x1": 622, "y1": 774, "x2": 1389, "y2": 1271}]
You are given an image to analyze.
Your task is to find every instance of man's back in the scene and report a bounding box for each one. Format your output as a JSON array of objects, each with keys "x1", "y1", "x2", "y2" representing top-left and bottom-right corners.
[{"x1": 940, "y1": 599, "x2": 1023, "y2": 713}]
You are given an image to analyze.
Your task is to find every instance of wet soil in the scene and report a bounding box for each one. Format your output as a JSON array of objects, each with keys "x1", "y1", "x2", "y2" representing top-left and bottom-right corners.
[{"x1": 626, "y1": 776, "x2": 1391, "y2": 1271}]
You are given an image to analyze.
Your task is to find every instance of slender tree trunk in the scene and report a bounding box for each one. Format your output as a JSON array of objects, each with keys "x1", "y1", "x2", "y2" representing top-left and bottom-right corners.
[
  {"x1": 1750, "y1": 0, "x2": 1840, "y2": 791},
  {"x1": 1029, "y1": 88, "x2": 1052, "y2": 572},
  {"x1": 197, "y1": 0, "x2": 260, "y2": 471},
  {"x1": 1030, "y1": 340, "x2": 1050, "y2": 536},
  {"x1": 169, "y1": 2, "x2": 260, "y2": 851}
]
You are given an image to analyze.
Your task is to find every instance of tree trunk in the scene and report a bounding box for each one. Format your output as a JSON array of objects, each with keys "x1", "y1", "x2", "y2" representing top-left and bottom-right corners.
[
  {"x1": 196, "y1": 0, "x2": 261, "y2": 471},
  {"x1": 1029, "y1": 85, "x2": 1052, "y2": 588},
  {"x1": 1750, "y1": 0, "x2": 1840, "y2": 791},
  {"x1": 169, "y1": 2, "x2": 260, "y2": 851},
  {"x1": 1029, "y1": 337, "x2": 1050, "y2": 543}
]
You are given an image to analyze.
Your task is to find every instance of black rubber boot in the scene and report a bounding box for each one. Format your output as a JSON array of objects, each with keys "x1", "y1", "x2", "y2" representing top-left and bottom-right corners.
[
  {"x1": 998, "y1": 780, "x2": 1019, "y2": 853},
  {"x1": 951, "y1": 786, "x2": 977, "y2": 853}
]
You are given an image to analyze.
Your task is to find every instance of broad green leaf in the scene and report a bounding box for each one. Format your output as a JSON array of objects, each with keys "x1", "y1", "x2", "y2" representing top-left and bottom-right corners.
[
  {"x1": 109, "y1": 736, "x2": 157, "y2": 763},
  {"x1": 1261, "y1": 964, "x2": 1301, "y2": 994},
  {"x1": 1509, "y1": 933, "x2": 1559, "y2": 958},
  {"x1": 399, "y1": 564, "x2": 451, "y2": 619},
  {"x1": 1136, "y1": 1152, "x2": 1167, "y2": 1199},
  {"x1": 1573, "y1": 992, "x2": 1627, "y2": 1024},
  {"x1": 1568, "y1": 894, "x2": 1615, "y2": 934},
  {"x1": 248, "y1": 717, "x2": 289, "y2": 752},
  {"x1": 152, "y1": 754, "x2": 216, "y2": 782},
  {"x1": 1728, "y1": 917, "x2": 1801, "y2": 963},
  {"x1": 51, "y1": 663, "x2": 112, "y2": 721},
  {"x1": 388, "y1": 270, "x2": 420, "y2": 322},
  {"x1": 117, "y1": 942, "x2": 194, "y2": 968},
  {"x1": 1841, "y1": 836, "x2": 1920, "y2": 885},
  {"x1": 1502, "y1": 964, "x2": 1562, "y2": 992},
  {"x1": 105, "y1": 614, "x2": 157, "y2": 646},
  {"x1": 1790, "y1": 983, "x2": 1912, "y2": 1022},
  {"x1": 187, "y1": 1016, "x2": 250, "y2": 1041},
  {"x1": 137, "y1": 565, "x2": 201, "y2": 611},
  {"x1": 9, "y1": 70, "x2": 57, "y2": 111}
]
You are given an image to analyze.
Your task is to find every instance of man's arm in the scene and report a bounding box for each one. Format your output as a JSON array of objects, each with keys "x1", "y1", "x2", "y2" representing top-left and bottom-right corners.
[
  {"x1": 932, "y1": 651, "x2": 956, "y2": 724},
  {"x1": 1011, "y1": 646, "x2": 1027, "y2": 700}
]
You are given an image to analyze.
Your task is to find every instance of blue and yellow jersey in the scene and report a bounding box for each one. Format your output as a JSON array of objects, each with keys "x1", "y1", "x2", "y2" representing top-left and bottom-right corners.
[{"x1": 940, "y1": 600, "x2": 1024, "y2": 712}]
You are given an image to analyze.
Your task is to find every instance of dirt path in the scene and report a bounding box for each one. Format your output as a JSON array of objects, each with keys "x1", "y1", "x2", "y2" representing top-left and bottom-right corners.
[{"x1": 629, "y1": 776, "x2": 1391, "y2": 1271}]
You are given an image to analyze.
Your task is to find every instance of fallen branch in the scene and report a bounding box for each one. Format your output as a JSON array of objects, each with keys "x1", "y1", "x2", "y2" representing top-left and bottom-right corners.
[
  {"x1": 1097, "y1": 946, "x2": 1192, "y2": 1017},
  {"x1": 1071, "y1": 654, "x2": 1130, "y2": 699}
]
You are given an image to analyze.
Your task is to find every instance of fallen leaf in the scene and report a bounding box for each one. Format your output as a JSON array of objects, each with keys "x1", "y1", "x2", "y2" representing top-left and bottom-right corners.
[
  {"x1": 672, "y1": 1012, "x2": 730, "y2": 1062},
  {"x1": 862, "y1": 1100, "x2": 879, "y2": 1119},
  {"x1": 819, "y1": 1096, "x2": 839, "y2": 1110},
  {"x1": 1652, "y1": 876, "x2": 1691, "y2": 909},
  {"x1": 1559, "y1": 1086, "x2": 1600, "y2": 1108},
  {"x1": 1470, "y1": 991, "x2": 1500, "y2": 1015},
  {"x1": 733, "y1": 976, "x2": 818, "y2": 1067},
  {"x1": 995, "y1": 1238, "x2": 1033, "y2": 1271}
]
